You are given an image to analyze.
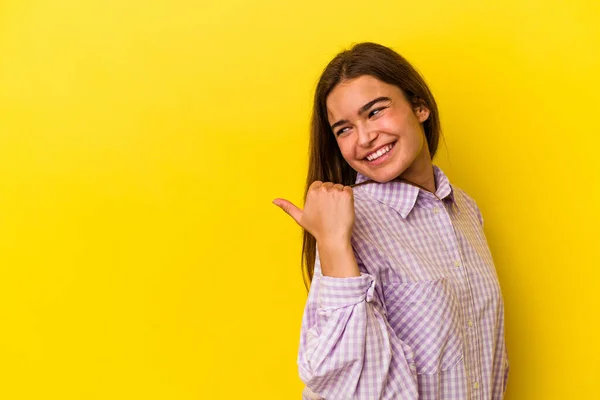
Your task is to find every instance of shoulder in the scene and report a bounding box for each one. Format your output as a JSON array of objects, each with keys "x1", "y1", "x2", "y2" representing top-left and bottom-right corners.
[{"x1": 452, "y1": 185, "x2": 484, "y2": 227}]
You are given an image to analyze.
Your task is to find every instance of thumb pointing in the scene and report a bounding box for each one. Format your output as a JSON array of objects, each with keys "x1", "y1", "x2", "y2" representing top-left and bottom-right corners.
[{"x1": 272, "y1": 198, "x2": 303, "y2": 225}]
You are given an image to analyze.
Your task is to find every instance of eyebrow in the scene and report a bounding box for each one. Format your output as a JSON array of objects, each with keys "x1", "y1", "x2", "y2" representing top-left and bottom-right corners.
[{"x1": 330, "y1": 96, "x2": 392, "y2": 131}]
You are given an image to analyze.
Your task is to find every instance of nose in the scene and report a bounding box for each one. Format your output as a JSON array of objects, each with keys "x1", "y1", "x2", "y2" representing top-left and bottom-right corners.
[{"x1": 356, "y1": 125, "x2": 378, "y2": 148}]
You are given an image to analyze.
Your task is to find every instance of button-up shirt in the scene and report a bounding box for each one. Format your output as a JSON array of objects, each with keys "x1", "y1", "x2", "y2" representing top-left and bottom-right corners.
[{"x1": 298, "y1": 165, "x2": 509, "y2": 399}]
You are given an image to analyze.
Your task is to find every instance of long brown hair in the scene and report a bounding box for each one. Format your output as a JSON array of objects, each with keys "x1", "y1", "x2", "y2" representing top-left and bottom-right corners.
[{"x1": 301, "y1": 42, "x2": 442, "y2": 290}]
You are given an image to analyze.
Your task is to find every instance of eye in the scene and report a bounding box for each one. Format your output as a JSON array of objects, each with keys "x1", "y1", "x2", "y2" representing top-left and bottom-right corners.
[
  {"x1": 369, "y1": 107, "x2": 387, "y2": 118},
  {"x1": 336, "y1": 127, "x2": 351, "y2": 136}
]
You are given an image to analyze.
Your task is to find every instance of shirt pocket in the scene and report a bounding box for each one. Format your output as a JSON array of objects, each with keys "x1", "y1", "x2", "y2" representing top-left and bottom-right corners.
[{"x1": 383, "y1": 277, "x2": 464, "y2": 375}]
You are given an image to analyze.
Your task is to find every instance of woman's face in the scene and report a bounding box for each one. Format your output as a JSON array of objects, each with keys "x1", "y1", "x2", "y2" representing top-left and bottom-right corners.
[{"x1": 326, "y1": 75, "x2": 431, "y2": 183}]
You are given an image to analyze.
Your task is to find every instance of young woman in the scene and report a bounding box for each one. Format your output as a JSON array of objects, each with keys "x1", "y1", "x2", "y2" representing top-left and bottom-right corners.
[{"x1": 273, "y1": 42, "x2": 509, "y2": 400}]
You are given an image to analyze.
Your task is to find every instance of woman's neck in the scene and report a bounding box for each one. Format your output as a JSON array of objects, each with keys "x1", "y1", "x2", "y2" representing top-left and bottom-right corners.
[{"x1": 399, "y1": 146, "x2": 436, "y2": 193}]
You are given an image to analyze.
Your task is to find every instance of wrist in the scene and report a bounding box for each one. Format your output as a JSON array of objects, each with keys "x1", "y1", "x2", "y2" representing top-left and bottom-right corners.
[
  {"x1": 317, "y1": 236, "x2": 352, "y2": 252},
  {"x1": 317, "y1": 239, "x2": 360, "y2": 278}
]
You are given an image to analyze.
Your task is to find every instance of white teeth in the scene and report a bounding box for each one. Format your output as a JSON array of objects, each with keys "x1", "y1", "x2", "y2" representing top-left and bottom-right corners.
[{"x1": 367, "y1": 144, "x2": 393, "y2": 161}]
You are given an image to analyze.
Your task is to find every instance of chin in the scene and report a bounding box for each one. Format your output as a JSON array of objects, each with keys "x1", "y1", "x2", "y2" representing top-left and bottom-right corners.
[
  {"x1": 359, "y1": 168, "x2": 399, "y2": 183},
  {"x1": 370, "y1": 163, "x2": 406, "y2": 182},
  {"x1": 379, "y1": 171, "x2": 403, "y2": 183}
]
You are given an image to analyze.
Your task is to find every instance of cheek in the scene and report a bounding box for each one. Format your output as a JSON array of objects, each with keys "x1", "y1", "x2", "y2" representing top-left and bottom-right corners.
[
  {"x1": 336, "y1": 139, "x2": 356, "y2": 161},
  {"x1": 385, "y1": 113, "x2": 423, "y2": 142},
  {"x1": 377, "y1": 113, "x2": 405, "y2": 133}
]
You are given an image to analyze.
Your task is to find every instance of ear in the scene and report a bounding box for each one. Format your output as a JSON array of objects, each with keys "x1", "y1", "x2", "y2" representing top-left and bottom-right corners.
[{"x1": 412, "y1": 98, "x2": 430, "y2": 123}]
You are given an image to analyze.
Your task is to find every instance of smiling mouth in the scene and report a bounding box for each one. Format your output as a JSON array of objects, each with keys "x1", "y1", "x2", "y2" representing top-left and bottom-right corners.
[{"x1": 364, "y1": 141, "x2": 396, "y2": 161}]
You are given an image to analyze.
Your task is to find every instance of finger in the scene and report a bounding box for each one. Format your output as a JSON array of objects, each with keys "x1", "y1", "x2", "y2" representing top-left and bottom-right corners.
[
  {"x1": 333, "y1": 184, "x2": 344, "y2": 191},
  {"x1": 309, "y1": 181, "x2": 323, "y2": 190},
  {"x1": 272, "y1": 198, "x2": 303, "y2": 225},
  {"x1": 321, "y1": 182, "x2": 334, "y2": 189}
]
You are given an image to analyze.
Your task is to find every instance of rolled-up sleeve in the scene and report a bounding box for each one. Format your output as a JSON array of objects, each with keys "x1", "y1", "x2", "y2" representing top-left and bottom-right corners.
[{"x1": 298, "y1": 251, "x2": 419, "y2": 400}]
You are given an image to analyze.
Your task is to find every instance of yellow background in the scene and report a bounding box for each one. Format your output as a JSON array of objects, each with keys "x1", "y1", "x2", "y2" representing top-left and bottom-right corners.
[{"x1": 1, "y1": 0, "x2": 598, "y2": 398}]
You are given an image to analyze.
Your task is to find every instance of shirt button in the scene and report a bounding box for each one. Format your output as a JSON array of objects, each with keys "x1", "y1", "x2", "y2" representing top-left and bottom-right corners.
[
  {"x1": 473, "y1": 381, "x2": 479, "y2": 389},
  {"x1": 433, "y1": 207, "x2": 440, "y2": 214},
  {"x1": 468, "y1": 320, "x2": 474, "y2": 327},
  {"x1": 454, "y1": 260, "x2": 461, "y2": 268}
]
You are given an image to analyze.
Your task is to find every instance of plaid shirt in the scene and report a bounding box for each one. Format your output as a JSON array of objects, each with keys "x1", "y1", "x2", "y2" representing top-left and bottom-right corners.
[{"x1": 298, "y1": 165, "x2": 509, "y2": 399}]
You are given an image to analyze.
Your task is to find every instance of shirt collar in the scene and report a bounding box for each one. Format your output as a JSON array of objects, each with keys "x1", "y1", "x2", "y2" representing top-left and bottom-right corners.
[{"x1": 354, "y1": 165, "x2": 457, "y2": 219}]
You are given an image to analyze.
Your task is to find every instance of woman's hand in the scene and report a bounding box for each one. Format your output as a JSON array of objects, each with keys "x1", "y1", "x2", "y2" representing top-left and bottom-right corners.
[
  {"x1": 273, "y1": 181, "x2": 360, "y2": 278},
  {"x1": 273, "y1": 181, "x2": 355, "y2": 245}
]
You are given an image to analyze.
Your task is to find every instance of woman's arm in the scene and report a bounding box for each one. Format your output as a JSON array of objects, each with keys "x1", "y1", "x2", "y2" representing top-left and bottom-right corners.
[
  {"x1": 298, "y1": 247, "x2": 419, "y2": 400},
  {"x1": 274, "y1": 182, "x2": 418, "y2": 398}
]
